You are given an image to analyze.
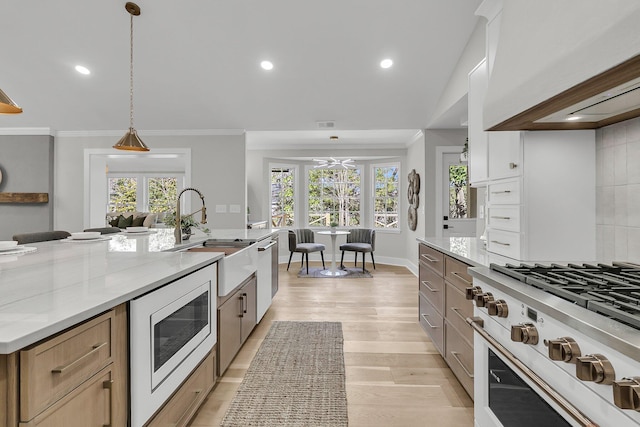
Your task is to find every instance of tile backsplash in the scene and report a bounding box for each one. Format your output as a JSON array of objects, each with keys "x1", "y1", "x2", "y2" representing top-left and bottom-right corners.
[{"x1": 596, "y1": 116, "x2": 640, "y2": 263}]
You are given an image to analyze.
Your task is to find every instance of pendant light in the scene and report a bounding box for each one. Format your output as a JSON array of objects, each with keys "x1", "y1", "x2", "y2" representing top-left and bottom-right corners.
[
  {"x1": 0, "y1": 88, "x2": 22, "y2": 114},
  {"x1": 114, "y1": 2, "x2": 149, "y2": 151}
]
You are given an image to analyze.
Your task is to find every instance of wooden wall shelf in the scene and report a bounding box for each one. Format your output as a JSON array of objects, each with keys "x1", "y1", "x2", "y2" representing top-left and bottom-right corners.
[{"x1": 0, "y1": 193, "x2": 49, "y2": 203}]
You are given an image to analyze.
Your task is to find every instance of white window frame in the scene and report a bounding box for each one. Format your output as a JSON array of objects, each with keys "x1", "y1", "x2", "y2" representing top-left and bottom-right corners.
[
  {"x1": 107, "y1": 173, "x2": 185, "y2": 213},
  {"x1": 304, "y1": 163, "x2": 363, "y2": 229},
  {"x1": 371, "y1": 161, "x2": 401, "y2": 233},
  {"x1": 269, "y1": 163, "x2": 298, "y2": 228}
]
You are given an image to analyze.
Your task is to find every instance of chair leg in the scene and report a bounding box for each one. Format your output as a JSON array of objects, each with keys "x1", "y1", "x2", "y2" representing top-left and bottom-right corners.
[
  {"x1": 340, "y1": 251, "x2": 345, "y2": 269},
  {"x1": 301, "y1": 253, "x2": 304, "y2": 268},
  {"x1": 354, "y1": 252, "x2": 358, "y2": 267},
  {"x1": 371, "y1": 252, "x2": 376, "y2": 269},
  {"x1": 287, "y1": 252, "x2": 294, "y2": 271},
  {"x1": 306, "y1": 253, "x2": 310, "y2": 274},
  {"x1": 362, "y1": 252, "x2": 366, "y2": 272},
  {"x1": 321, "y1": 251, "x2": 326, "y2": 269}
]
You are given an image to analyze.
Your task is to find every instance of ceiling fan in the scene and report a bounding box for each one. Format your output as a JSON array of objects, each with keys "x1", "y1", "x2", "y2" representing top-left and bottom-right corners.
[{"x1": 313, "y1": 157, "x2": 355, "y2": 169}]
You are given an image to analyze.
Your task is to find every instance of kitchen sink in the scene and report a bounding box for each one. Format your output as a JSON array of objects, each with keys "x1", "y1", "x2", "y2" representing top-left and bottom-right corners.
[{"x1": 188, "y1": 240, "x2": 258, "y2": 296}]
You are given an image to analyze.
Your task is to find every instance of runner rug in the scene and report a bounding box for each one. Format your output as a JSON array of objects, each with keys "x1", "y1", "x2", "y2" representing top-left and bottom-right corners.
[{"x1": 220, "y1": 321, "x2": 348, "y2": 426}]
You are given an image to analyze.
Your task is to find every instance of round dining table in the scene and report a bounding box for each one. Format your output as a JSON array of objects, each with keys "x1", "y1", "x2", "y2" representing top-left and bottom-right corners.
[{"x1": 317, "y1": 230, "x2": 350, "y2": 276}]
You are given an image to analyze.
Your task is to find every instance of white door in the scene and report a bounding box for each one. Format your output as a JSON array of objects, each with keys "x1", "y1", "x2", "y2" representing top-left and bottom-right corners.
[{"x1": 442, "y1": 153, "x2": 476, "y2": 237}]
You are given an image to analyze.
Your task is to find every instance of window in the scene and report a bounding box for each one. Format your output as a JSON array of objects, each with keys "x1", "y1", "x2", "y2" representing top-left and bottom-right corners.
[
  {"x1": 373, "y1": 165, "x2": 399, "y2": 229},
  {"x1": 270, "y1": 167, "x2": 295, "y2": 227},
  {"x1": 307, "y1": 167, "x2": 361, "y2": 227},
  {"x1": 107, "y1": 174, "x2": 182, "y2": 214},
  {"x1": 448, "y1": 164, "x2": 468, "y2": 219}
]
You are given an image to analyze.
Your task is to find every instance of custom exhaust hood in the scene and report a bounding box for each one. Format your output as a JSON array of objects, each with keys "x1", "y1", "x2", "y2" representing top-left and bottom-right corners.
[{"x1": 483, "y1": 1, "x2": 640, "y2": 131}]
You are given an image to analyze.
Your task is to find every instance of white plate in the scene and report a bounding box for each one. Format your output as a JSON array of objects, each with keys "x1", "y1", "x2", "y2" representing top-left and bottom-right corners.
[
  {"x1": 126, "y1": 226, "x2": 149, "y2": 233},
  {"x1": 61, "y1": 236, "x2": 111, "y2": 243},
  {"x1": 0, "y1": 246, "x2": 36, "y2": 256},
  {"x1": 70, "y1": 232, "x2": 101, "y2": 240},
  {"x1": 0, "y1": 245, "x2": 25, "y2": 253},
  {"x1": 0, "y1": 241, "x2": 18, "y2": 250}
]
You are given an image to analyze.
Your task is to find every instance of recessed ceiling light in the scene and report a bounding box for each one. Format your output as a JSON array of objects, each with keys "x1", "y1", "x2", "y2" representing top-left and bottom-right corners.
[
  {"x1": 260, "y1": 60, "x2": 274, "y2": 71},
  {"x1": 380, "y1": 59, "x2": 393, "y2": 69},
  {"x1": 566, "y1": 116, "x2": 582, "y2": 121},
  {"x1": 75, "y1": 65, "x2": 90, "y2": 75}
]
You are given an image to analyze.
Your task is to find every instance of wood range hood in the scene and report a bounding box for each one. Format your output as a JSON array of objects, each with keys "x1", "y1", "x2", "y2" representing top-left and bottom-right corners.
[{"x1": 482, "y1": 1, "x2": 640, "y2": 132}]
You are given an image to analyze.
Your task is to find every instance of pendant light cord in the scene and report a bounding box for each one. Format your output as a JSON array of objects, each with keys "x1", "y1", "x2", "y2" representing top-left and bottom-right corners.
[{"x1": 129, "y1": 12, "x2": 135, "y2": 130}]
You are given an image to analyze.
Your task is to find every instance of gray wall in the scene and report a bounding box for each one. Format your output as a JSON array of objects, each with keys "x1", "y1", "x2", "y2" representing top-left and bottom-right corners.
[
  {"x1": 54, "y1": 134, "x2": 246, "y2": 232},
  {"x1": 0, "y1": 135, "x2": 54, "y2": 240},
  {"x1": 596, "y1": 116, "x2": 640, "y2": 263}
]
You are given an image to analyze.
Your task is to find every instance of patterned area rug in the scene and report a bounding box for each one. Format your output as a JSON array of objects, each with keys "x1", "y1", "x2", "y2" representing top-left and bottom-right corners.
[
  {"x1": 220, "y1": 321, "x2": 348, "y2": 427},
  {"x1": 297, "y1": 267, "x2": 372, "y2": 278}
]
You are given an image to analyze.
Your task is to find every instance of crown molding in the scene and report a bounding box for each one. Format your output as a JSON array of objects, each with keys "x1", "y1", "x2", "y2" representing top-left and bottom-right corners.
[
  {"x1": 405, "y1": 130, "x2": 425, "y2": 147},
  {"x1": 0, "y1": 127, "x2": 53, "y2": 136},
  {"x1": 55, "y1": 129, "x2": 246, "y2": 138}
]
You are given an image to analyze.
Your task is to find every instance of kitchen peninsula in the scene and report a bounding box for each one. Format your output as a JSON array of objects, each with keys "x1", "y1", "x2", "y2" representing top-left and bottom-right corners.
[{"x1": 0, "y1": 227, "x2": 277, "y2": 427}]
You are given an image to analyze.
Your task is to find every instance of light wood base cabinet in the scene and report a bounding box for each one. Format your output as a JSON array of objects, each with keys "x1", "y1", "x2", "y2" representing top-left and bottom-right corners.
[
  {"x1": 145, "y1": 349, "x2": 216, "y2": 427},
  {"x1": 0, "y1": 304, "x2": 127, "y2": 427}
]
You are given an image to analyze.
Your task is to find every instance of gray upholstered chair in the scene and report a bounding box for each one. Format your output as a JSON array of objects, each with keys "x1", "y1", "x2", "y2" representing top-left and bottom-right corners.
[
  {"x1": 287, "y1": 229, "x2": 326, "y2": 274},
  {"x1": 12, "y1": 230, "x2": 71, "y2": 244},
  {"x1": 84, "y1": 227, "x2": 121, "y2": 234},
  {"x1": 340, "y1": 229, "x2": 376, "y2": 272}
]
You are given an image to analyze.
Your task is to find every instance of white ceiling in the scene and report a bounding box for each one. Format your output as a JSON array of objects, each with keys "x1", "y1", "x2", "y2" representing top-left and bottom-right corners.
[{"x1": 0, "y1": 0, "x2": 481, "y2": 147}]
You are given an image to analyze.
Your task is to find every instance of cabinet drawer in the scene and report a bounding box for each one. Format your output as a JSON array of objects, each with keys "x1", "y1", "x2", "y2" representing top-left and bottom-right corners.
[
  {"x1": 487, "y1": 205, "x2": 521, "y2": 232},
  {"x1": 486, "y1": 229, "x2": 521, "y2": 260},
  {"x1": 418, "y1": 244, "x2": 444, "y2": 275},
  {"x1": 444, "y1": 256, "x2": 473, "y2": 293},
  {"x1": 444, "y1": 322, "x2": 474, "y2": 399},
  {"x1": 419, "y1": 263, "x2": 444, "y2": 315},
  {"x1": 20, "y1": 365, "x2": 114, "y2": 427},
  {"x1": 418, "y1": 294, "x2": 444, "y2": 355},
  {"x1": 146, "y1": 350, "x2": 216, "y2": 427},
  {"x1": 445, "y1": 283, "x2": 473, "y2": 345},
  {"x1": 20, "y1": 310, "x2": 114, "y2": 420},
  {"x1": 487, "y1": 178, "x2": 521, "y2": 205}
]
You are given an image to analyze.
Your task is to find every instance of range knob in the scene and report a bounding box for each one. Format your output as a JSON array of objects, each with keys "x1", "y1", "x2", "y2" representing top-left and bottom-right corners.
[
  {"x1": 466, "y1": 286, "x2": 482, "y2": 300},
  {"x1": 576, "y1": 354, "x2": 616, "y2": 385},
  {"x1": 474, "y1": 292, "x2": 494, "y2": 308},
  {"x1": 487, "y1": 299, "x2": 509, "y2": 317},
  {"x1": 511, "y1": 323, "x2": 539, "y2": 345},
  {"x1": 544, "y1": 337, "x2": 581, "y2": 363},
  {"x1": 613, "y1": 377, "x2": 640, "y2": 411}
]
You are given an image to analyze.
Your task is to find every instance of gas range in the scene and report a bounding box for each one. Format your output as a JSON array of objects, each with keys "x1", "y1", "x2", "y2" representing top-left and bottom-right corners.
[
  {"x1": 490, "y1": 262, "x2": 640, "y2": 329},
  {"x1": 467, "y1": 262, "x2": 640, "y2": 427}
]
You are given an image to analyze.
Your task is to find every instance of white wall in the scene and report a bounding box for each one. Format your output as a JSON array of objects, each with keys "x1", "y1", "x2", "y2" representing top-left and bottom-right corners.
[
  {"x1": 246, "y1": 147, "x2": 410, "y2": 266},
  {"x1": 404, "y1": 133, "x2": 426, "y2": 274},
  {"x1": 596, "y1": 116, "x2": 640, "y2": 263},
  {"x1": 54, "y1": 134, "x2": 246, "y2": 232}
]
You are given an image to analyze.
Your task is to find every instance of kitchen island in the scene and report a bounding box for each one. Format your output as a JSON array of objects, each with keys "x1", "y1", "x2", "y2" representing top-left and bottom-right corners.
[{"x1": 0, "y1": 227, "x2": 277, "y2": 427}]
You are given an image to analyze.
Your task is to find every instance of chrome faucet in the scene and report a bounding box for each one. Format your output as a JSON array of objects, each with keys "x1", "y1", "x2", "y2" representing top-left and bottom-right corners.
[{"x1": 174, "y1": 187, "x2": 207, "y2": 244}]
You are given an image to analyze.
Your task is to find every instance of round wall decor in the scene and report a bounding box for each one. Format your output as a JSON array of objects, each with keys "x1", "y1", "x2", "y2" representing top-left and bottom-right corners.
[{"x1": 407, "y1": 169, "x2": 420, "y2": 231}]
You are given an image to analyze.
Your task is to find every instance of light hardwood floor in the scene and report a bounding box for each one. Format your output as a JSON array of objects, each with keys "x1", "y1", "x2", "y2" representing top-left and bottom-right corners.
[{"x1": 190, "y1": 263, "x2": 474, "y2": 427}]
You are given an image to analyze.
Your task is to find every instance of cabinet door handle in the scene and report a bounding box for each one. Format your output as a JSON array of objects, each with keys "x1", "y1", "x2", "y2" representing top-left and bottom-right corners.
[
  {"x1": 490, "y1": 216, "x2": 511, "y2": 220},
  {"x1": 420, "y1": 314, "x2": 440, "y2": 329},
  {"x1": 258, "y1": 241, "x2": 277, "y2": 251},
  {"x1": 51, "y1": 342, "x2": 107, "y2": 374},
  {"x1": 421, "y1": 254, "x2": 439, "y2": 263},
  {"x1": 239, "y1": 295, "x2": 245, "y2": 318},
  {"x1": 491, "y1": 190, "x2": 512, "y2": 194},
  {"x1": 103, "y1": 380, "x2": 113, "y2": 427},
  {"x1": 420, "y1": 280, "x2": 438, "y2": 292},
  {"x1": 450, "y1": 351, "x2": 474, "y2": 378},
  {"x1": 451, "y1": 272, "x2": 472, "y2": 286},
  {"x1": 509, "y1": 162, "x2": 518, "y2": 169},
  {"x1": 491, "y1": 240, "x2": 511, "y2": 246},
  {"x1": 450, "y1": 307, "x2": 469, "y2": 324},
  {"x1": 242, "y1": 292, "x2": 248, "y2": 314}
]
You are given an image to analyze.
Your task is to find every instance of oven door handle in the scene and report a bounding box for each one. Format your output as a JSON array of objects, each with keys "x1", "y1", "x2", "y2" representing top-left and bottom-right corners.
[{"x1": 466, "y1": 316, "x2": 599, "y2": 427}]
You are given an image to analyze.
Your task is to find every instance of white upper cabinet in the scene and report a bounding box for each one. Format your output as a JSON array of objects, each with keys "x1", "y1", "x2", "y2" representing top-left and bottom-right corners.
[
  {"x1": 487, "y1": 130, "x2": 521, "y2": 180},
  {"x1": 468, "y1": 59, "x2": 489, "y2": 186}
]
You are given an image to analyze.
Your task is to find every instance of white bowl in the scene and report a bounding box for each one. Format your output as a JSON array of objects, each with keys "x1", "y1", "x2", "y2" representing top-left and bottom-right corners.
[
  {"x1": 70, "y1": 232, "x2": 101, "y2": 240},
  {"x1": 0, "y1": 241, "x2": 18, "y2": 250},
  {"x1": 126, "y1": 226, "x2": 149, "y2": 233}
]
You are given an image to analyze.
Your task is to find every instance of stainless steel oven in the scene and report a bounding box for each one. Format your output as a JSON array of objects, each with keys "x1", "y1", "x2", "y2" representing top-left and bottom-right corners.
[{"x1": 129, "y1": 264, "x2": 217, "y2": 427}]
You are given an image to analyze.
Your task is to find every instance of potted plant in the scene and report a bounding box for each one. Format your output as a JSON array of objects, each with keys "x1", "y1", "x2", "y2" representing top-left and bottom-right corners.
[
  {"x1": 329, "y1": 221, "x2": 338, "y2": 232},
  {"x1": 163, "y1": 212, "x2": 210, "y2": 240}
]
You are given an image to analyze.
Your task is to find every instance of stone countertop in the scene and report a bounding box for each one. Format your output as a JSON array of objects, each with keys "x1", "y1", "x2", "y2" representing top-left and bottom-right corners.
[
  {"x1": 417, "y1": 236, "x2": 516, "y2": 268},
  {"x1": 0, "y1": 228, "x2": 278, "y2": 354}
]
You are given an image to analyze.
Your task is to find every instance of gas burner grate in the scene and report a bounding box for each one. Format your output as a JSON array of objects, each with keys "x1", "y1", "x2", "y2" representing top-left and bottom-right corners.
[{"x1": 490, "y1": 262, "x2": 640, "y2": 327}]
